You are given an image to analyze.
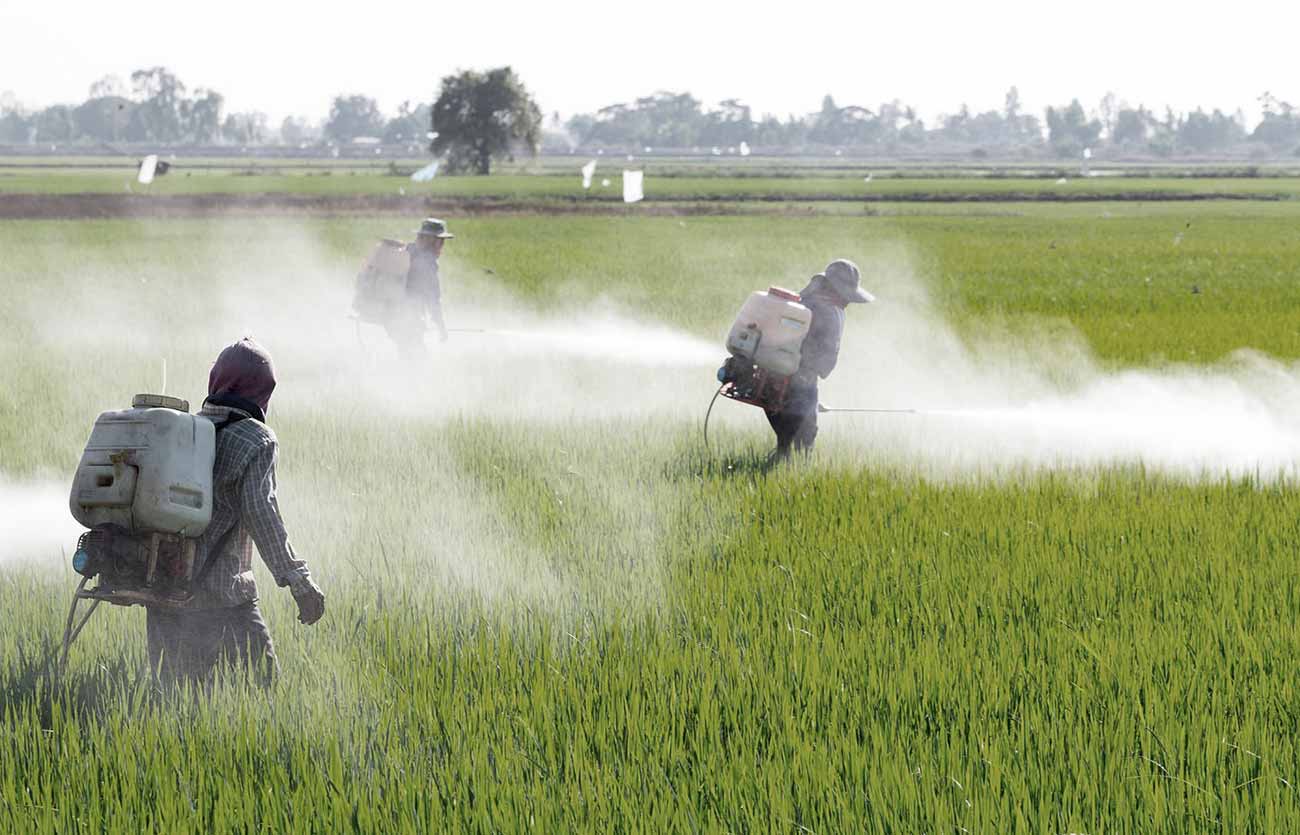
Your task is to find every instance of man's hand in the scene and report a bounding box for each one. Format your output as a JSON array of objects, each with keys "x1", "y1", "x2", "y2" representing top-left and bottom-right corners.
[{"x1": 293, "y1": 582, "x2": 326, "y2": 625}]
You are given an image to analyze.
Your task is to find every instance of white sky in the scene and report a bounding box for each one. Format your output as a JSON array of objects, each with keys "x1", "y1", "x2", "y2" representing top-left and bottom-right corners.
[{"x1": 2, "y1": 0, "x2": 1297, "y2": 127}]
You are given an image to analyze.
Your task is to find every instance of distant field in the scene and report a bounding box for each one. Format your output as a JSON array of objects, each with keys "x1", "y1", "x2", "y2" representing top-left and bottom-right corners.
[
  {"x1": 4, "y1": 167, "x2": 1300, "y2": 202},
  {"x1": 5, "y1": 190, "x2": 1300, "y2": 831}
]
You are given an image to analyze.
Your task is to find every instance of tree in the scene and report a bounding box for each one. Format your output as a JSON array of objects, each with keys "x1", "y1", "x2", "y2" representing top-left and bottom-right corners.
[
  {"x1": 74, "y1": 96, "x2": 133, "y2": 142},
  {"x1": 431, "y1": 67, "x2": 542, "y2": 174},
  {"x1": 0, "y1": 92, "x2": 31, "y2": 143},
  {"x1": 130, "y1": 66, "x2": 187, "y2": 142},
  {"x1": 0, "y1": 108, "x2": 30, "y2": 143},
  {"x1": 1177, "y1": 109, "x2": 1243, "y2": 152},
  {"x1": 222, "y1": 112, "x2": 269, "y2": 145},
  {"x1": 994, "y1": 87, "x2": 1041, "y2": 145},
  {"x1": 1098, "y1": 92, "x2": 1118, "y2": 140},
  {"x1": 633, "y1": 91, "x2": 704, "y2": 147},
  {"x1": 183, "y1": 89, "x2": 224, "y2": 144},
  {"x1": 383, "y1": 100, "x2": 432, "y2": 143},
  {"x1": 701, "y1": 98, "x2": 754, "y2": 146},
  {"x1": 1045, "y1": 99, "x2": 1102, "y2": 155},
  {"x1": 280, "y1": 116, "x2": 319, "y2": 146},
  {"x1": 1251, "y1": 93, "x2": 1300, "y2": 148},
  {"x1": 33, "y1": 105, "x2": 75, "y2": 142},
  {"x1": 808, "y1": 95, "x2": 877, "y2": 146},
  {"x1": 325, "y1": 95, "x2": 384, "y2": 143},
  {"x1": 1112, "y1": 106, "x2": 1155, "y2": 147},
  {"x1": 88, "y1": 75, "x2": 127, "y2": 100}
]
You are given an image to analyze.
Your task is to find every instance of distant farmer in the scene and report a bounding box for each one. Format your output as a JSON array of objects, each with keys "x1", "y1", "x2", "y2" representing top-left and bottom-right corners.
[
  {"x1": 146, "y1": 338, "x2": 325, "y2": 687},
  {"x1": 766, "y1": 259, "x2": 873, "y2": 461},
  {"x1": 386, "y1": 217, "x2": 454, "y2": 355}
]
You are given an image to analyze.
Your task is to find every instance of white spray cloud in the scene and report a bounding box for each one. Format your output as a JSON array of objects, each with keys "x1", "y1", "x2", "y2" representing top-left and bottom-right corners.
[
  {"x1": 410, "y1": 161, "x2": 439, "y2": 182},
  {"x1": 0, "y1": 479, "x2": 81, "y2": 566},
  {"x1": 807, "y1": 246, "x2": 1300, "y2": 481}
]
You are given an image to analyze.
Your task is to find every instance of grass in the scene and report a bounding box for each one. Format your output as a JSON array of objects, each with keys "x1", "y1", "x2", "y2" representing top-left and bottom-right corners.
[
  {"x1": 4, "y1": 168, "x2": 1300, "y2": 200},
  {"x1": 3, "y1": 195, "x2": 1300, "y2": 832}
]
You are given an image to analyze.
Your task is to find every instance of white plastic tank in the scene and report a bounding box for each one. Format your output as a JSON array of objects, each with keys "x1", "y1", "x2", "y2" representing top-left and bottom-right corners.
[
  {"x1": 725, "y1": 287, "x2": 813, "y2": 377},
  {"x1": 352, "y1": 239, "x2": 411, "y2": 322},
  {"x1": 69, "y1": 394, "x2": 216, "y2": 537}
]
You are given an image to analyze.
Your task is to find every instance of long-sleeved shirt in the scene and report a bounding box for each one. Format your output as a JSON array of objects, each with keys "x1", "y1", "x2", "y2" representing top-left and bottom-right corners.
[
  {"x1": 406, "y1": 246, "x2": 447, "y2": 337},
  {"x1": 188, "y1": 403, "x2": 315, "y2": 609},
  {"x1": 773, "y1": 290, "x2": 846, "y2": 415},
  {"x1": 795, "y1": 291, "x2": 845, "y2": 383},
  {"x1": 406, "y1": 247, "x2": 441, "y2": 315}
]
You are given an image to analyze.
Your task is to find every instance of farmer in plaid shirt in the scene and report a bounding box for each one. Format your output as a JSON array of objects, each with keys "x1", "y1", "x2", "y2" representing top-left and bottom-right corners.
[{"x1": 146, "y1": 338, "x2": 325, "y2": 686}]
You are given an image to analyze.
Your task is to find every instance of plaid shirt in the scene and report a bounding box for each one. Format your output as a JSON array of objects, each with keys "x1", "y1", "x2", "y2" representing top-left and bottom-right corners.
[{"x1": 189, "y1": 404, "x2": 316, "y2": 608}]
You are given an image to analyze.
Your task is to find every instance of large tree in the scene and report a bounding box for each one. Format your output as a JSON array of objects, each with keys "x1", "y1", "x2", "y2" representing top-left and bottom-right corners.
[{"x1": 431, "y1": 67, "x2": 541, "y2": 174}]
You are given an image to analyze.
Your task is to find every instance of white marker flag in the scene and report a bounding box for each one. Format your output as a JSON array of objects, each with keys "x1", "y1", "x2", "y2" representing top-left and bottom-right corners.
[
  {"x1": 623, "y1": 170, "x2": 644, "y2": 203},
  {"x1": 137, "y1": 154, "x2": 158, "y2": 185},
  {"x1": 581, "y1": 160, "x2": 597, "y2": 189},
  {"x1": 411, "y1": 161, "x2": 440, "y2": 182}
]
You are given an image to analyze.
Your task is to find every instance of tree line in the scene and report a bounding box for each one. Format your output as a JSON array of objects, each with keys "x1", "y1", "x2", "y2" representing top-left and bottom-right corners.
[
  {"x1": 566, "y1": 89, "x2": 1300, "y2": 157},
  {"x1": 3, "y1": 67, "x2": 1298, "y2": 158},
  {"x1": 0, "y1": 68, "x2": 434, "y2": 149}
]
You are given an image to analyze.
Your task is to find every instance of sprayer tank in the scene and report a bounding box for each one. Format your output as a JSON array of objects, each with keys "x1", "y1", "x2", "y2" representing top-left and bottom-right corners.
[
  {"x1": 725, "y1": 287, "x2": 813, "y2": 377},
  {"x1": 69, "y1": 395, "x2": 215, "y2": 536}
]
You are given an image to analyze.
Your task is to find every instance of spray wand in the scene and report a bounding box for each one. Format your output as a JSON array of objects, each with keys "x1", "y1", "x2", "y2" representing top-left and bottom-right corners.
[
  {"x1": 817, "y1": 404, "x2": 919, "y2": 414},
  {"x1": 703, "y1": 386, "x2": 933, "y2": 451}
]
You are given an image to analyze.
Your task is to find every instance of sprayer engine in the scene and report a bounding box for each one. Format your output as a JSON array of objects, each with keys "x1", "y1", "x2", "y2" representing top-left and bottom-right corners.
[
  {"x1": 73, "y1": 525, "x2": 196, "y2": 607},
  {"x1": 716, "y1": 356, "x2": 793, "y2": 412}
]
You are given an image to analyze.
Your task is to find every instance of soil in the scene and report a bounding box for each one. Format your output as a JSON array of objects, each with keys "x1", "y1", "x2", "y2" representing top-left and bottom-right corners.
[{"x1": 0, "y1": 191, "x2": 1284, "y2": 220}]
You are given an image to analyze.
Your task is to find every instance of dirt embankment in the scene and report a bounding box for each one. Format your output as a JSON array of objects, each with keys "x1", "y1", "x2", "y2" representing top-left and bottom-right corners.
[{"x1": 0, "y1": 191, "x2": 1288, "y2": 220}]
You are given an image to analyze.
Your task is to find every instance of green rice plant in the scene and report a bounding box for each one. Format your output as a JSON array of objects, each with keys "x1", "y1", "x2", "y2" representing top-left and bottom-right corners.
[{"x1": 3, "y1": 201, "x2": 1300, "y2": 832}]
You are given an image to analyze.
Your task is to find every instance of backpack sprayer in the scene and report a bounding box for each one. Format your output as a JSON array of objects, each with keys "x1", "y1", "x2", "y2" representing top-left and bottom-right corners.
[
  {"x1": 705, "y1": 286, "x2": 921, "y2": 447},
  {"x1": 60, "y1": 394, "x2": 216, "y2": 670},
  {"x1": 351, "y1": 239, "x2": 411, "y2": 329},
  {"x1": 704, "y1": 286, "x2": 812, "y2": 446}
]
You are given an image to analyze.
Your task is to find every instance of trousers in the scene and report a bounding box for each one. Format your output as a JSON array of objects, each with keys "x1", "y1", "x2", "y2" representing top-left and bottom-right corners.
[
  {"x1": 384, "y1": 312, "x2": 427, "y2": 360},
  {"x1": 765, "y1": 383, "x2": 819, "y2": 456},
  {"x1": 146, "y1": 601, "x2": 278, "y2": 687}
]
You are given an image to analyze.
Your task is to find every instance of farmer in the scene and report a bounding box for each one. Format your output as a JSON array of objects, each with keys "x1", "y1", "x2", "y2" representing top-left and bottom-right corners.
[
  {"x1": 146, "y1": 338, "x2": 325, "y2": 687},
  {"x1": 766, "y1": 259, "x2": 873, "y2": 461},
  {"x1": 386, "y1": 217, "x2": 453, "y2": 356}
]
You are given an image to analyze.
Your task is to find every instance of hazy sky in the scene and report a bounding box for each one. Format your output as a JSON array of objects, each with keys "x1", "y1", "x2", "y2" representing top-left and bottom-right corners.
[{"x1": 3, "y1": 0, "x2": 1297, "y2": 126}]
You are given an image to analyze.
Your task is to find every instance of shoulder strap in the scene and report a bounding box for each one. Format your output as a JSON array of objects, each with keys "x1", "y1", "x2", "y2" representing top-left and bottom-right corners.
[{"x1": 190, "y1": 395, "x2": 264, "y2": 588}]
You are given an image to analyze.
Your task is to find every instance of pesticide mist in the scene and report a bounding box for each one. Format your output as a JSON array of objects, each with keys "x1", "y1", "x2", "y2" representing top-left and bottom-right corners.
[
  {"x1": 10, "y1": 214, "x2": 1300, "y2": 590},
  {"x1": 820, "y1": 245, "x2": 1300, "y2": 480},
  {"x1": 0, "y1": 479, "x2": 83, "y2": 565}
]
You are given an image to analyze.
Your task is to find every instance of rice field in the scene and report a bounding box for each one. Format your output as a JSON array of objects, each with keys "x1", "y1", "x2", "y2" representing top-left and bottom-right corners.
[
  {"x1": 4, "y1": 166, "x2": 1300, "y2": 201},
  {"x1": 3, "y1": 183, "x2": 1300, "y2": 832}
]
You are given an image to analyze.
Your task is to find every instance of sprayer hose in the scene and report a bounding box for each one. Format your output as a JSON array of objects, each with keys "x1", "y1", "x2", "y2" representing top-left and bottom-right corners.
[{"x1": 703, "y1": 383, "x2": 726, "y2": 453}]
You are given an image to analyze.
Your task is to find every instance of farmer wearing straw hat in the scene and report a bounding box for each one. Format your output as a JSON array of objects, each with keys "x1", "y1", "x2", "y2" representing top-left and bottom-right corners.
[
  {"x1": 766, "y1": 259, "x2": 873, "y2": 461},
  {"x1": 387, "y1": 217, "x2": 454, "y2": 356}
]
